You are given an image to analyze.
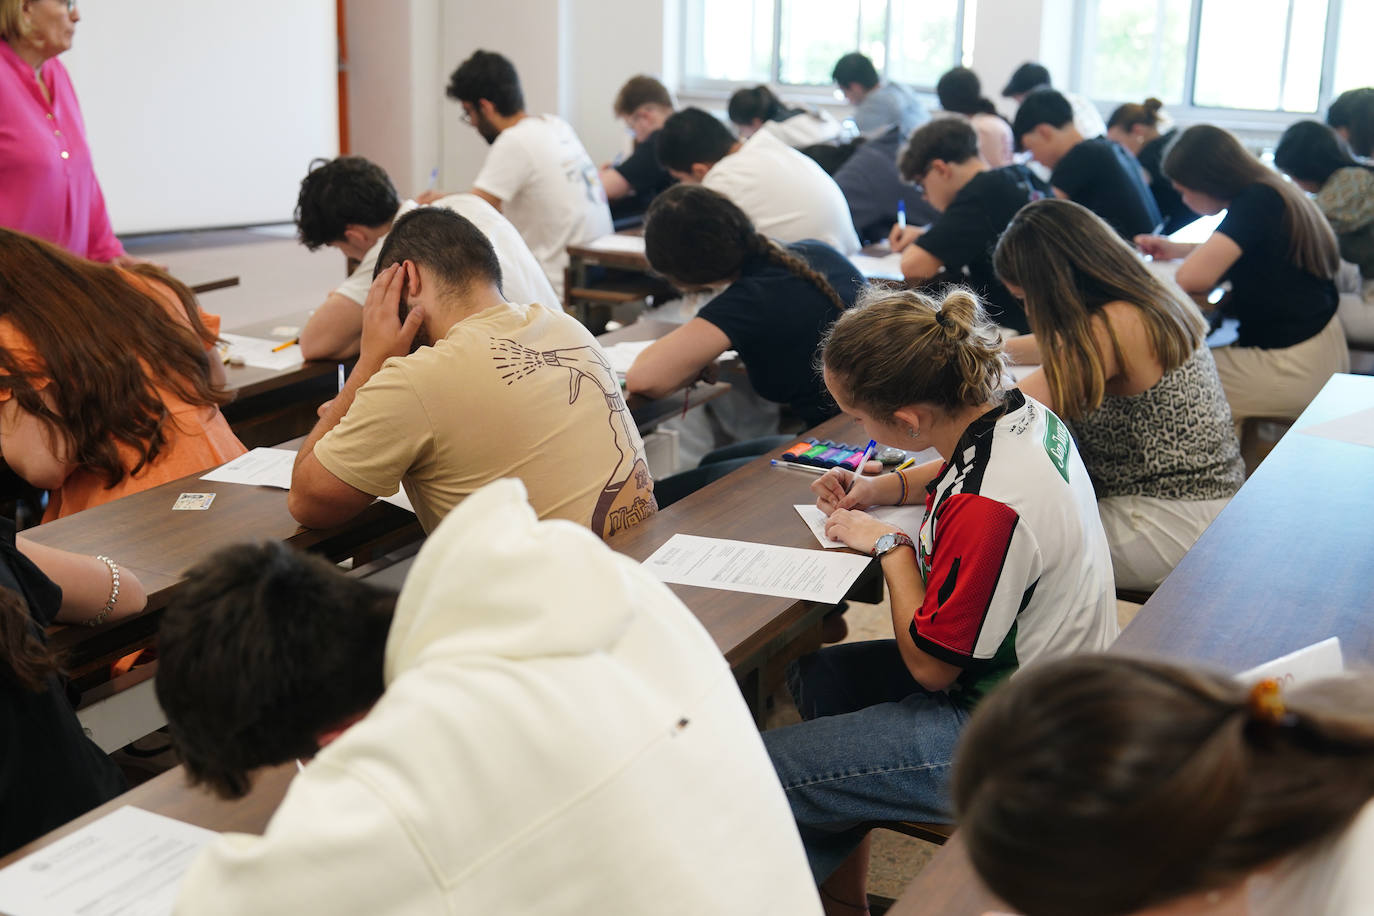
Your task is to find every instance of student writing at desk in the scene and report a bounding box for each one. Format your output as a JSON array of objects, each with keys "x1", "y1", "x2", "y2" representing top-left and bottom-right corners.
[
  {"x1": 995, "y1": 199, "x2": 1243, "y2": 592},
  {"x1": 955, "y1": 656, "x2": 1374, "y2": 916},
  {"x1": 289, "y1": 208, "x2": 656, "y2": 538},
  {"x1": 762, "y1": 287, "x2": 1117, "y2": 915},
  {"x1": 599, "y1": 75, "x2": 676, "y2": 220},
  {"x1": 0, "y1": 229, "x2": 245, "y2": 520},
  {"x1": 1137, "y1": 125, "x2": 1348, "y2": 430},
  {"x1": 156, "y1": 481, "x2": 822, "y2": 915},
  {"x1": 2, "y1": 522, "x2": 146, "y2": 856},
  {"x1": 292, "y1": 156, "x2": 555, "y2": 361}
]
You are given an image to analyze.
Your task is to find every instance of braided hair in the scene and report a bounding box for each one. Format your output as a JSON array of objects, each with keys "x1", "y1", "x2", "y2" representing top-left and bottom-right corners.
[{"x1": 643, "y1": 184, "x2": 848, "y2": 313}]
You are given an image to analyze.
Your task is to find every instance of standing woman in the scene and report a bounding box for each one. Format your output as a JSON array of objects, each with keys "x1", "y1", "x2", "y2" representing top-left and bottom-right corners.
[
  {"x1": 995, "y1": 199, "x2": 1243, "y2": 592},
  {"x1": 1136, "y1": 125, "x2": 1348, "y2": 428},
  {"x1": 1106, "y1": 97, "x2": 1196, "y2": 234},
  {"x1": 763, "y1": 286, "x2": 1116, "y2": 914},
  {"x1": 0, "y1": 0, "x2": 136, "y2": 263},
  {"x1": 0, "y1": 228, "x2": 246, "y2": 520},
  {"x1": 935, "y1": 66, "x2": 1014, "y2": 167},
  {"x1": 1274, "y1": 119, "x2": 1374, "y2": 345}
]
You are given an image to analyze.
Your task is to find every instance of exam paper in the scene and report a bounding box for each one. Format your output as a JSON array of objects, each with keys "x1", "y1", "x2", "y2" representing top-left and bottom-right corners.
[
  {"x1": 793, "y1": 504, "x2": 927, "y2": 549},
  {"x1": 1237, "y1": 637, "x2": 1344, "y2": 686},
  {"x1": 219, "y1": 333, "x2": 305, "y2": 372},
  {"x1": 582, "y1": 233, "x2": 646, "y2": 255},
  {"x1": 850, "y1": 252, "x2": 904, "y2": 281},
  {"x1": 200, "y1": 447, "x2": 296, "y2": 489},
  {"x1": 1298, "y1": 406, "x2": 1374, "y2": 449},
  {"x1": 0, "y1": 806, "x2": 218, "y2": 916},
  {"x1": 600, "y1": 340, "x2": 656, "y2": 377},
  {"x1": 642, "y1": 534, "x2": 870, "y2": 603}
]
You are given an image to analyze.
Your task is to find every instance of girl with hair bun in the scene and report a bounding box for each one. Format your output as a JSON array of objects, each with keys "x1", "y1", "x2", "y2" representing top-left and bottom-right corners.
[
  {"x1": 726, "y1": 85, "x2": 842, "y2": 148},
  {"x1": 1107, "y1": 97, "x2": 1195, "y2": 234},
  {"x1": 955, "y1": 654, "x2": 1374, "y2": 916},
  {"x1": 762, "y1": 285, "x2": 1117, "y2": 914}
]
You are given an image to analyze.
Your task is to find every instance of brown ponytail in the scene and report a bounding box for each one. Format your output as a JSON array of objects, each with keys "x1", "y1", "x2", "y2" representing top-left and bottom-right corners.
[
  {"x1": 955, "y1": 654, "x2": 1374, "y2": 916},
  {"x1": 821, "y1": 285, "x2": 1006, "y2": 417},
  {"x1": 0, "y1": 587, "x2": 58, "y2": 693}
]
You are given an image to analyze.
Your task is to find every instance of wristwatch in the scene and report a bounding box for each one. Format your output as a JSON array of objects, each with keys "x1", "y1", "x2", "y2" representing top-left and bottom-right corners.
[{"x1": 872, "y1": 532, "x2": 915, "y2": 559}]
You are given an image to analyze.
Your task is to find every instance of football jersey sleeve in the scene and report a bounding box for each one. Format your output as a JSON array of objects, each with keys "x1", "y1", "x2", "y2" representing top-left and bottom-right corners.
[{"x1": 911, "y1": 491, "x2": 1042, "y2": 667}]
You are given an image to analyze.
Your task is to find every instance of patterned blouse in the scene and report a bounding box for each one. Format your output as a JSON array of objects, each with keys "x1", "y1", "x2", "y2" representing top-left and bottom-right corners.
[
  {"x1": 1072, "y1": 345, "x2": 1244, "y2": 502},
  {"x1": 1316, "y1": 167, "x2": 1374, "y2": 283}
]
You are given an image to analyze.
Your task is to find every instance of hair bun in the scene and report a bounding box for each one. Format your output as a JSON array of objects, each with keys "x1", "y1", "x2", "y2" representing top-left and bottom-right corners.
[{"x1": 1144, "y1": 97, "x2": 1163, "y2": 114}]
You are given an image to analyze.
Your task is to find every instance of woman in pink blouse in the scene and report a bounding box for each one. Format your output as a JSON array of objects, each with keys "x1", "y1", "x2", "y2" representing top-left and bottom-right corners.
[{"x1": 0, "y1": 0, "x2": 132, "y2": 263}]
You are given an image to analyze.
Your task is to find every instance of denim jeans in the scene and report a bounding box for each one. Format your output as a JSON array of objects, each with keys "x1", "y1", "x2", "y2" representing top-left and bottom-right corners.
[{"x1": 762, "y1": 640, "x2": 970, "y2": 882}]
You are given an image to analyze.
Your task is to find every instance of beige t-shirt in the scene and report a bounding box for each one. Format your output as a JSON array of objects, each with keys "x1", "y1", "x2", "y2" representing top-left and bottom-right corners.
[{"x1": 314, "y1": 302, "x2": 656, "y2": 537}]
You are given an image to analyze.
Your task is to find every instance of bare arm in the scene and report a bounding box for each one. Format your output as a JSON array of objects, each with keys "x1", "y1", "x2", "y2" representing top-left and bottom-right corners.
[
  {"x1": 1173, "y1": 232, "x2": 1242, "y2": 296},
  {"x1": 1002, "y1": 333, "x2": 1042, "y2": 366},
  {"x1": 0, "y1": 397, "x2": 76, "y2": 491},
  {"x1": 599, "y1": 166, "x2": 632, "y2": 201},
  {"x1": 899, "y1": 242, "x2": 944, "y2": 283},
  {"x1": 299, "y1": 292, "x2": 364, "y2": 361},
  {"x1": 17, "y1": 537, "x2": 148, "y2": 625},
  {"x1": 624, "y1": 318, "x2": 731, "y2": 399},
  {"x1": 469, "y1": 188, "x2": 503, "y2": 212}
]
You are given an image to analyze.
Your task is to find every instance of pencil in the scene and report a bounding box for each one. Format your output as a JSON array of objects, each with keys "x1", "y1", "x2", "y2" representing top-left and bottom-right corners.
[{"x1": 271, "y1": 337, "x2": 299, "y2": 353}]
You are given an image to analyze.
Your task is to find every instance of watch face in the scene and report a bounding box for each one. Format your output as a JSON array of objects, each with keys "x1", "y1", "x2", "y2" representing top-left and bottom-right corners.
[{"x1": 874, "y1": 533, "x2": 896, "y2": 556}]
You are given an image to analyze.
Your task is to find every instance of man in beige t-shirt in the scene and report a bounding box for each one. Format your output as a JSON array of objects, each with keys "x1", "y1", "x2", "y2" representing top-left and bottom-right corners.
[{"x1": 288, "y1": 208, "x2": 656, "y2": 538}]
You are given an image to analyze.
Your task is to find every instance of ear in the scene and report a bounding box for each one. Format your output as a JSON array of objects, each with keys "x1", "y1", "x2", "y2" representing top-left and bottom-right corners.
[
  {"x1": 342, "y1": 225, "x2": 369, "y2": 250},
  {"x1": 891, "y1": 405, "x2": 933, "y2": 437},
  {"x1": 478, "y1": 98, "x2": 498, "y2": 119},
  {"x1": 403, "y1": 259, "x2": 422, "y2": 298},
  {"x1": 689, "y1": 163, "x2": 711, "y2": 182}
]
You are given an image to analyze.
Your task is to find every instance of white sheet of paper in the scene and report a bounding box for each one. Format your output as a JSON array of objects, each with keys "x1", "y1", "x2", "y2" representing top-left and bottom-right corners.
[
  {"x1": 1298, "y1": 406, "x2": 1374, "y2": 449},
  {"x1": 199, "y1": 447, "x2": 296, "y2": 489},
  {"x1": 219, "y1": 333, "x2": 305, "y2": 372},
  {"x1": 1237, "y1": 637, "x2": 1344, "y2": 686},
  {"x1": 380, "y1": 488, "x2": 414, "y2": 513},
  {"x1": 582, "y1": 233, "x2": 646, "y2": 255},
  {"x1": 0, "y1": 806, "x2": 218, "y2": 916},
  {"x1": 600, "y1": 340, "x2": 656, "y2": 377},
  {"x1": 850, "y1": 252, "x2": 904, "y2": 281},
  {"x1": 642, "y1": 534, "x2": 870, "y2": 603},
  {"x1": 793, "y1": 504, "x2": 928, "y2": 548}
]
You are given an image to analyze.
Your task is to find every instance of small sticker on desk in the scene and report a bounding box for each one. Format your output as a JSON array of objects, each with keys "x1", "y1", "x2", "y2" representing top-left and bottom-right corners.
[
  {"x1": 173, "y1": 492, "x2": 216, "y2": 511},
  {"x1": 271, "y1": 326, "x2": 299, "y2": 337}
]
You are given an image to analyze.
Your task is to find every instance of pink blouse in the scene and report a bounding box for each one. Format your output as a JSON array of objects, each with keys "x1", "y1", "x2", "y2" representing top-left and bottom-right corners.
[{"x1": 0, "y1": 40, "x2": 123, "y2": 261}]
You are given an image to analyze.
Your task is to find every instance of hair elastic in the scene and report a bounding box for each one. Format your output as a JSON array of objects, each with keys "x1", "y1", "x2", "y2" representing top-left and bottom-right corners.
[
  {"x1": 1247, "y1": 678, "x2": 1291, "y2": 727},
  {"x1": 934, "y1": 308, "x2": 953, "y2": 328}
]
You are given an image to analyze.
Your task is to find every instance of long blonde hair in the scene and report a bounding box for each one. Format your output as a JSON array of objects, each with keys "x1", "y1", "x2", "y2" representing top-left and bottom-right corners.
[
  {"x1": 820, "y1": 285, "x2": 1006, "y2": 418},
  {"x1": 994, "y1": 199, "x2": 1207, "y2": 420},
  {"x1": 1163, "y1": 124, "x2": 1340, "y2": 279}
]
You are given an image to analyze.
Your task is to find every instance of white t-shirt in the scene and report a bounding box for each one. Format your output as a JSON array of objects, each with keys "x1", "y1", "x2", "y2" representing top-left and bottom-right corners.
[
  {"x1": 1066, "y1": 90, "x2": 1106, "y2": 139},
  {"x1": 702, "y1": 130, "x2": 861, "y2": 255},
  {"x1": 334, "y1": 193, "x2": 559, "y2": 310},
  {"x1": 759, "y1": 109, "x2": 843, "y2": 149},
  {"x1": 473, "y1": 114, "x2": 613, "y2": 297},
  {"x1": 1247, "y1": 798, "x2": 1374, "y2": 915}
]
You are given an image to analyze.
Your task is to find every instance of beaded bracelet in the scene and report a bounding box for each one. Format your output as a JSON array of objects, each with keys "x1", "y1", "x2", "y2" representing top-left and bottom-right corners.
[
  {"x1": 88, "y1": 555, "x2": 120, "y2": 627},
  {"x1": 895, "y1": 469, "x2": 909, "y2": 506}
]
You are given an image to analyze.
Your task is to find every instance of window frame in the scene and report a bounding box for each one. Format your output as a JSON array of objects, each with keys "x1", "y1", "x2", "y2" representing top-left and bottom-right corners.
[
  {"x1": 679, "y1": 0, "x2": 973, "y2": 98},
  {"x1": 1072, "y1": 0, "x2": 1351, "y2": 125}
]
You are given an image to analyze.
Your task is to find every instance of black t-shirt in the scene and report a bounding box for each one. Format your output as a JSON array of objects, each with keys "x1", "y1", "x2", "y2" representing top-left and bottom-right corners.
[
  {"x1": 0, "y1": 519, "x2": 126, "y2": 856},
  {"x1": 697, "y1": 240, "x2": 864, "y2": 426},
  {"x1": 611, "y1": 129, "x2": 674, "y2": 218},
  {"x1": 1217, "y1": 182, "x2": 1338, "y2": 349},
  {"x1": 1051, "y1": 136, "x2": 1163, "y2": 239},
  {"x1": 1137, "y1": 130, "x2": 1197, "y2": 235},
  {"x1": 916, "y1": 165, "x2": 1049, "y2": 333}
]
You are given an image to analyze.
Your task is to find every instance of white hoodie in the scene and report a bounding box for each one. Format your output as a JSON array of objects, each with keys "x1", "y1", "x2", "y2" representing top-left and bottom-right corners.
[{"x1": 174, "y1": 479, "x2": 821, "y2": 915}]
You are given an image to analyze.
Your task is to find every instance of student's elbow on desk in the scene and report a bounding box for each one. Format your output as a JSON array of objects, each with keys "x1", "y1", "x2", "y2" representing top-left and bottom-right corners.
[
  {"x1": 299, "y1": 295, "x2": 363, "y2": 361},
  {"x1": 900, "y1": 245, "x2": 943, "y2": 283},
  {"x1": 623, "y1": 363, "x2": 680, "y2": 400},
  {"x1": 287, "y1": 459, "x2": 374, "y2": 530}
]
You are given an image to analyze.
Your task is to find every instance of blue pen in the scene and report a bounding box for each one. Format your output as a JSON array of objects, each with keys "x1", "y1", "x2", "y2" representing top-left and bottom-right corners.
[
  {"x1": 897, "y1": 200, "x2": 906, "y2": 231},
  {"x1": 426, "y1": 167, "x2": 439, "y2": 191}
]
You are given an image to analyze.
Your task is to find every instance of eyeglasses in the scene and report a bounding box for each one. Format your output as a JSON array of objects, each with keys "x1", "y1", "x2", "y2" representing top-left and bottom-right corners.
[{"x1": 51, "y1": 0, "x2": 78, "y2": 11}]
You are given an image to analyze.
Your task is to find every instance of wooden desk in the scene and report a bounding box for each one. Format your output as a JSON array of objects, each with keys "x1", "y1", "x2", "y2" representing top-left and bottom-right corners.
[
  {"x1": 0, "y1": 764, "x2": 294, "y2": 870},
  {"x1": 565, "y1": 228, "x2": 677, "y2": 331},
  {"x1": 597, "y1": 318, "x2": 732, "y2": 432},
  {"x1": 187, "y1": 276, "x2": 241, "y2": 296},
  {"x1": 220, "y1": 311, "x2": 343, "y2": 448},
  {"x1": 888, "y1": 373, "x2": 1374, "y2": 916}
]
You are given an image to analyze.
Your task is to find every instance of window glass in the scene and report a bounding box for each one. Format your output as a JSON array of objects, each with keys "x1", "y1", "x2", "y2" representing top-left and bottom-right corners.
[
  {"x1": 1192, "y1": 0, "x2": 1328, "y2": 111},
  {"x1": 1081, "y1": 0, "x2": 1189, "y2": 104},
  {"x1": 1333, "y1": 1, "x2": 1374, "y2": 100},
  {"x1": 778, "y1": 0, "x2": 859, "y2": 85},
  {"x1": 887, "y1": 0, "x2": 961, "y2": 89},
  {"x1": 685, "y1": 0, "x2": 774, "y2": 83}
]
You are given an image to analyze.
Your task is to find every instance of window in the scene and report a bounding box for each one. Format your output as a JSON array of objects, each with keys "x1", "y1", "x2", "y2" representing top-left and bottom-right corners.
[
  {"x1": 1078, "y1": 0, "x2": 1374, "y2": 113},
  {"x1": 682, "y1": 0, "x2": 973, "y2": 90}
]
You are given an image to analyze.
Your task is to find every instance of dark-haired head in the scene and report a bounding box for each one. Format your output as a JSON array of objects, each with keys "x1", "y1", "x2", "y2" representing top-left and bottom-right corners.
[
  {"x1": 936, "y1": 67, "x2": 995, "y2": 116},
  {"x1": 821, "y1": 285, "x2": 1006, "y2": 423},
  {"x1": 1001, "y1": 62, "x2": 1051, "y2": 99},
  {"x1": 727, "y1": 85, "x2": 789, "y2": 130},
  {"x1": 831, "y1": 52, "x2": 880, "y2": 92},
  {"x1": 657, "y1": 108, "x2": 737, "y2": 177},
  {"x1": 1327, "y1": 87, "x2": 1374, "y2": 158},
  {"x1": 1010, "y1": 88, "x2": 1073, "y2": 149},
  {"x1": 644, "y1": 184, "x2": 847, "y2": 311},
  {"x1": 156, "y1": 541, "x2": 397, "y2": 799},
  {"x1": 374, "y1": 207, "x2": 502, "y2": 295},
  {"x1": 295, "y1": 156, "x2": 400, "y2": 251},
  {"x1": 955, "y1": 654, "x2": 1374, "y2": 916},
  {"x1": 899, "y1": 117, "x2": 981, "y2": 183},
  {"x1": 446, "y1": 49, "x2": 524, "y2": 117},
  {"x1": 1275, "y1": 119, "x2": 1368, "y2": 188}
]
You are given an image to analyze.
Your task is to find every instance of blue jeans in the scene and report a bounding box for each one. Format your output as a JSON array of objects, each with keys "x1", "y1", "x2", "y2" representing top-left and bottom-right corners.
[{"x1": 762, "y1": 640, "x2": 970, "y2": 882}]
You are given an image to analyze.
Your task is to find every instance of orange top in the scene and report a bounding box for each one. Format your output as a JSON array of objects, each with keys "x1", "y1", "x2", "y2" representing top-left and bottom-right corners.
[{"x1": 0, "y1": 272, "x2": 246, "y2": 521}]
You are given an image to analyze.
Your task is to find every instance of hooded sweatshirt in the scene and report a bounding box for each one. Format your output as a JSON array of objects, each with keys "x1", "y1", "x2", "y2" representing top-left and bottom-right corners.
[{"x1": 173, "y1": 479, "x2": 822, "y2": 915}]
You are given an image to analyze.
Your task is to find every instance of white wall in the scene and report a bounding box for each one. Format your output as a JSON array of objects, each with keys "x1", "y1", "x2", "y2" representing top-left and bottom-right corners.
[{"x1": 63, "y1": 0, "x2": 338, "y2": 235}]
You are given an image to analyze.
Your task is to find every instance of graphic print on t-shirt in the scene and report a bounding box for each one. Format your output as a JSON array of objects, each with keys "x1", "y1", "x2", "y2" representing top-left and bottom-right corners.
[{"x1": 490, "y1": 339, "x2": 656, "y2": 537}]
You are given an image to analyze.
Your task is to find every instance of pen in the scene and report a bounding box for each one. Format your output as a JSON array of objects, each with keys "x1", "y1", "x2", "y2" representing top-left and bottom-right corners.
[
  {"x1": 271, "y1": 337, "x2": 299, "y2": 353},
  {"x1": 845, "y1": 439, "x2": 878, "y2": 493},
  {"x1": 337, "y1": 363, "x2": 345, "y2": 393},
  {"x1": 770, "y1": 459, "x2": 827, "y2": 475},
  {"x1": 897, "y1": 200, "x2": 906, "y2": 230},
  {"x1": 427, "y1": 166, "x2": 439, "y2": 191}
]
